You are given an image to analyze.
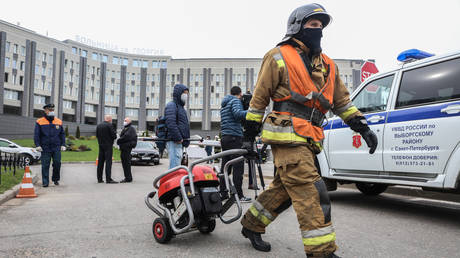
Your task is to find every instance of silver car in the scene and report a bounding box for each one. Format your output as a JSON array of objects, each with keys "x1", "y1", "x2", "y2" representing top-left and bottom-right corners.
[{"x1": 0, "y1": 138, "x2": 41, "y2": 165}]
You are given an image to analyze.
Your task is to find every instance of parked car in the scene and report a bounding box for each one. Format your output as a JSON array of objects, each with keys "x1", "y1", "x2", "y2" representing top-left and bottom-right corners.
[
  {"x1": 318, "y1": 49, "x2": 460, "y2": 195},
  {"x1": 131, "y1": 141, "x2": 160, "y2": 165},
  {"x1": 0, "y1": 138, "x2": 41, "y2": 165}
]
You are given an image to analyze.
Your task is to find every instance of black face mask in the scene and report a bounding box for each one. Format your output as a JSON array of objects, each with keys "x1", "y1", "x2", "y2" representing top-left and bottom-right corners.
[{"x1": 295, "y1": 28, "x2": 323, "y2": 55}]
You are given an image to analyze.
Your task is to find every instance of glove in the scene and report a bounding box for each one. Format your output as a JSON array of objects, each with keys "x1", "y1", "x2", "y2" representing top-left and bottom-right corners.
[
  {"x1": 360, "y1": 129, "x2": 378, "y2": 154},
  {"x1": 36, "y1": 146, "x2": 43, "y2": 152},
  {"x1": 243, "y1": 120, "x2": 261, "y2": 143},
  {"x1": 347, "y1": 116, "x2": 378, "y2": 154},
  {"x1": 61, "y1": 146, "x2": 66, "y2": 151}
]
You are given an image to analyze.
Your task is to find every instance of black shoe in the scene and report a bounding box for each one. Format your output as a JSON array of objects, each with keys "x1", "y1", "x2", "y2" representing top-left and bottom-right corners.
[
  {"x1": 54, "y1": 181, "x2": 59, "y2": 186},
  {"x1": 98, "y1": 180, "x2": 104, "y2": 183},
  {"x1": 241, "y1": 227, "x2": 271, "y2": 252},
  {"x1": 43, "y1": 184, "x2": 49, "y2": 188},
  {"x1": 120, "y1": 179, "x2": 132, "y2": 183},
  {"x1": 106, "y1": 180, "x2": 118, "y2": 184}
]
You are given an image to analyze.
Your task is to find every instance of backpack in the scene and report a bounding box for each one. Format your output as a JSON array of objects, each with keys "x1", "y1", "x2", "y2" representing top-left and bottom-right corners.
[{"x1": 155, "y1": 103, "x2": 179, "y2": 139}]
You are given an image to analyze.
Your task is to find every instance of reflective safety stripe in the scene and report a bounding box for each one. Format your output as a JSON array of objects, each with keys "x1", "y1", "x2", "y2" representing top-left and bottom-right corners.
[
  {"x1": 252, "y1": 200, "x2": 275, "y2": 221},
  {"x1": 246, "y1": 112, "x2": 263, "y2": 123},
  {"x1": 339, "y1": 106, "x2": 359, "y2": 121},
  {"x1": 273, "y1": 53, "x2": 285, "y2": 68},
  {"x1": 262, "y1": 129, "x2": 307, "y2": 143},
  {"x1": 248, "y1": 107, "x2": 265, "y2": 115},
  {"x1": 302, "y1": 232, "x2": 336, "y2": 246},
  {"x1": 301, "y1": 225, "x2": 335, "y2": 238},
  {"x1": 332, "y1": 102, "x2": 353, "y2": 115},
  {"x1": 248, "y1": 206, "x2": 272, "y2": 226}
]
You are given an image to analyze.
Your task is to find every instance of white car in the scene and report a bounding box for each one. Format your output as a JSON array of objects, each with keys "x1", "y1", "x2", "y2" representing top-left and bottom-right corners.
[
  {"x1": 319, "y1": 49, "x2": 460, "y2": 195},
  {"x1": 0, "y1": 138, "x2": 41, "y2": 165}
]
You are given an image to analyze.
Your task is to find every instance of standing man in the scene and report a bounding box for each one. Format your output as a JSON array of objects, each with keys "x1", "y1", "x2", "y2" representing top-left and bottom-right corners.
[
  {"x1": 220, "y1": 86, "x2": 251, "y2": 203},
  {"x1": 34, "y1": 104, "x2": 66, "y2": 187},
  {"x1": 165, "y1": 84, "x2": 190, "y2": 169},
  {"x1": 117, "y1": 117, "x2": 137, "y2": 183},
  {"x1": 240, "y1": 4, "x2": 378, "y2": 258},
  {"x1": 96, "y1": 115, "x2": 118, "y2": 184}
]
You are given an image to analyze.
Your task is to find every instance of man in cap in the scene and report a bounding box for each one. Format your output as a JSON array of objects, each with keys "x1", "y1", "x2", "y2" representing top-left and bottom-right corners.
[
  {"x1": 240, "y1": 3, "x2": 378, "y2": 257},
  {"x1": 34, "y1": 104, "x2": 66, "y2": 187}
]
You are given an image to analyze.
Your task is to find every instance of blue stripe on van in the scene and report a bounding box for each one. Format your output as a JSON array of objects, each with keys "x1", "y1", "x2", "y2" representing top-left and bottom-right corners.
[
  {"x1": 324, "y1": 101, "x2": 460, "y2": 131},
  {"x1": 386, "y1": 101, "x2": 460, "y2": 123}
]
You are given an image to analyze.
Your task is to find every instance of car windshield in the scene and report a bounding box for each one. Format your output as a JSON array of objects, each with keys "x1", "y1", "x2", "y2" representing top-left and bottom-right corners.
[{"x1": 135, "y1": 141, "x2": 153, "y2": 149}]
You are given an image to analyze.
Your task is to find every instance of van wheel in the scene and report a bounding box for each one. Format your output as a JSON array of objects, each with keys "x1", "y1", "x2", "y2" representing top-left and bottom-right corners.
[
  {"x1": 20, "y1": 154, "x2": 33, "y2": 166},
  {"x1": 355, "y1": 183, "x2": 388, "y2": 196}
]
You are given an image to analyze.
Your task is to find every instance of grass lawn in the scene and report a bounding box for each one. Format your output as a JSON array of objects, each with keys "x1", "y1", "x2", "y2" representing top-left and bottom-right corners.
[
  {"x1": 0, "y1": 168, "x2": 25, "y2": 194},
  {"x1": 12, "y1": 139, "x2": 121, "y2": 162}
]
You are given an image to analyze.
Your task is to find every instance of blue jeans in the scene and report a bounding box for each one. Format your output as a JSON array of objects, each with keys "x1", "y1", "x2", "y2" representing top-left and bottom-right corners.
[
  {"x1": 41, "y1": 151, "x2": 61, "y2": 186},
  {"x1": 167, "y1": 141, "x2": 183, "y2": 169}
]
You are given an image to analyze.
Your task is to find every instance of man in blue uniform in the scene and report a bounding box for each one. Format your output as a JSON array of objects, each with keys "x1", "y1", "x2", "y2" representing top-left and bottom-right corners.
[{"x1": 34, "y1": 104, "x2": 66, "y2": 187}]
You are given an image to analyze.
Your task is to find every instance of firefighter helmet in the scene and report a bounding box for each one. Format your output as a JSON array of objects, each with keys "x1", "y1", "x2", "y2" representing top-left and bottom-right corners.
[{"x1": 282, "y1": 3, "x2": 332, "y2": 41}]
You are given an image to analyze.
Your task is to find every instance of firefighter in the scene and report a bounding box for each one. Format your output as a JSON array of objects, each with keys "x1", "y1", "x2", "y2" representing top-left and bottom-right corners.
[
  {"x1": 240, "y1": 3, "x2": 378, "y2": 258},
  {"x1": 34, "y1": 104, "x2": 66, "y2": 187}
]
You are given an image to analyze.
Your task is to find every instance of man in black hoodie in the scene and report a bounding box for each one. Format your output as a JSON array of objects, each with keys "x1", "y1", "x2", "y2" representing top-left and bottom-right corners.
[{"x1": 117, "y1": 117, "x2": 138, "y2": 183}]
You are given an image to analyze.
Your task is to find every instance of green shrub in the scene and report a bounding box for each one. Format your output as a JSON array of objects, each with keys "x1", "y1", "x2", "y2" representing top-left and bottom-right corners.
[
  {"x1": 79, "y1": 136, "x2": 86, "y2": 140},
  {"x1": 89, "y1": 135, "x2": 97, "y2": 140},
  {"x1": 70, "y1": 145, "x2": 79, "y2": 151},
  {"x1": 78, "y1": 145, "x2": 91, "y2": 151},
  {"x1": 76, "y1": 126, "x2": 81, "y2": 139},
  {"x1": 145, "y1": 130, "x2": 150, "y2": 137},
  {"x1": 68, "y1": 135, "x2": 76, "y2": 140},
  {"x1": 65, "y1": 126, "x2": 69, "y2": 137}
]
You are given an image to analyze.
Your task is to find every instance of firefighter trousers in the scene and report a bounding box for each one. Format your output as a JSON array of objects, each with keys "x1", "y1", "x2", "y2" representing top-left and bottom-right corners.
[{"x1": 241, "y1": 145, "x2": 337, "y2": 256}]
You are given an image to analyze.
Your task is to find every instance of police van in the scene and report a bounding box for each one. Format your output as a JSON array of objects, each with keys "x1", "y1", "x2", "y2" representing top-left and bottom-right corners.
[{"x1": 318, "y1": 49, "x2": 460, "y2": 195}]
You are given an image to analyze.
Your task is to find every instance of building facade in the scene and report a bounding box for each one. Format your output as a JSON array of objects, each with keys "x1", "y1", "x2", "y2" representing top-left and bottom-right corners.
[{"x1": 0, "y1": 20, "x2": 369, "y2": 136}]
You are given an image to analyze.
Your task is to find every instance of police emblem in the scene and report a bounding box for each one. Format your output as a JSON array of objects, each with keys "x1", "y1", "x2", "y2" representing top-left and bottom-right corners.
[
  {"x1": 56, "y1": 125, "x2": 60, "y2": 129},
  {"x1": 352, "y1": 135, "x2": 362, "y2": 149}
]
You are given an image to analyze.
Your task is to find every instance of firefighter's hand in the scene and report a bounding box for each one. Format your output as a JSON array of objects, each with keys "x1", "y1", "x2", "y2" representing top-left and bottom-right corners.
[
  {"x1": 360, "y1": 129, "x2": 378, "y2": 154},
  {"x1": 242, "y1": 141, "x2": 258, "y2": 160},
  {"x1": 36, "y1": 146, "x2": 43, "y2": 152}
]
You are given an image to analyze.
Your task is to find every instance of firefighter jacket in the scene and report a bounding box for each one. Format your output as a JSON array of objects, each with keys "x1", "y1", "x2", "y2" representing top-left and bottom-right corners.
[
  {"x1": 34, "y1": 116, "x2": 65, "y2": 152},
  {"x1": 246, "y1": 39, "x2": 362, "y2": 150}
]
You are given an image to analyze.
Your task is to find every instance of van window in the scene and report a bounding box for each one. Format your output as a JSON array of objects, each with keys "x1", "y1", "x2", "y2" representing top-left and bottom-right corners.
[
  {"x1": 396, "y1": 57, "x2": 460, "y2": 108},
  {"x1": 352, "y1": 74, "x2": 394, "y2": 113}
]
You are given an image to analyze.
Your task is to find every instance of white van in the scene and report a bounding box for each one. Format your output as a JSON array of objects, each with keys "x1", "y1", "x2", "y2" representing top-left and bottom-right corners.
[{"x1": 319, "y1": 50, "x2": 460, "y2": 195}]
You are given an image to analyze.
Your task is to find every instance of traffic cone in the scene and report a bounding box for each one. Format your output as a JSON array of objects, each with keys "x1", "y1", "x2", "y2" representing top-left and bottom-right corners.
[
  {"x1": 96, "y1": 158, "x2": 98, "y2": 166},
  {"x1": 16, "y1": 166, "x2": 37, "y2": 198}
]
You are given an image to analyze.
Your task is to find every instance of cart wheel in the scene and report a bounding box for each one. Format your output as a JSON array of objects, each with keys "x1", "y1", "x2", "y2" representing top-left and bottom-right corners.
[
  {"x1": 198, "y1": 219, "x2": 216, "y2": 234},
  {"x1": 153, "y1": 218, "x2": 173, "y2": 243}
]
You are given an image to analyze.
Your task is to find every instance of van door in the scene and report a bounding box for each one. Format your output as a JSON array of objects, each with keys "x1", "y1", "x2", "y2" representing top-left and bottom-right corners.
[
  {"x1": 328, "y1": 74, "x2": 395, "y2": 172},
  {"x1": 384, "y1": 57, "x2": 460, "y2": 179}
]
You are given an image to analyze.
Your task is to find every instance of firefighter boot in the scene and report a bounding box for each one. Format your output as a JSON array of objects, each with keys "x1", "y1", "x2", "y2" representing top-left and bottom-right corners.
[{"x1": 242, "y1": 227, "x2": 271, "y2": 252}]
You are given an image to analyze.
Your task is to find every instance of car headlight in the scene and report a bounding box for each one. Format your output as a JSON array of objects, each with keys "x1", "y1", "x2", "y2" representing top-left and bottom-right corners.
[{"x1": 131, "y1": 152, "x2": 136, "y2": 155}]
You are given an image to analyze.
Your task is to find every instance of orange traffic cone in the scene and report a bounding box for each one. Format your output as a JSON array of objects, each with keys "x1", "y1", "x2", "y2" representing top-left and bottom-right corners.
[
  {"x1": 16, "y1": 166, "x2": 37, "y2": 198},
  {"x1": 96, "y1": 158, "x2": 98, "y2": 166}
]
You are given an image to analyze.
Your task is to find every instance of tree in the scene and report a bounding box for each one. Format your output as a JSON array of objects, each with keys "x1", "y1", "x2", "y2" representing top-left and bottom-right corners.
[
  {"x1": 76, "y1": 126, "x2": 81, "y2": 139},
  {"x1": 65, "y1": 125, "x2": 69, "y2": 137}
]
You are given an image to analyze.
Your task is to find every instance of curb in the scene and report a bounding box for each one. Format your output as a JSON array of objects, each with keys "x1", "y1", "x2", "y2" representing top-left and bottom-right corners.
[{"x1": 0, "y1": 173, "x2": 39, "y2": 206}]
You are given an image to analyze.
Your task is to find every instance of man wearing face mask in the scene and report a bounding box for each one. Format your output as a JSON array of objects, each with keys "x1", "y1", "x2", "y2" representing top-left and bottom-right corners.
[
  {"x1": 34, "y1": 104, "x2": 66, "y2": 187},
  {"x1": 240, "y1": 3, "x2": 378, "y2": 258},
  {"x1": 164, "y1": 84, "x2": 190, "y2": 169},
  {"x1": 117, "y1": 117, "x2": 138, "y2": 183}
]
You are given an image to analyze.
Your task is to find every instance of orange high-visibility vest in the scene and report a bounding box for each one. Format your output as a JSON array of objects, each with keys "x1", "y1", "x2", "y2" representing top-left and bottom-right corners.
[{"x1": 274, "y1": 44, "x2": 336, "y2": 142}]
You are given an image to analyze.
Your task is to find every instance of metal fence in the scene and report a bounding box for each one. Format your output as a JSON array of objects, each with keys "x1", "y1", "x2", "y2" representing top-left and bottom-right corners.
[{"x1": 0, "y1": 150, "x2": 27, "y2": 185}]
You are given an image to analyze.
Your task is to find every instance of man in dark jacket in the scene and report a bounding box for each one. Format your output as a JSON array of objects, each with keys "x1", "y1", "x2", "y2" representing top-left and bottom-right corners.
[
  {"x1": 96, "y1": 115, "x2": 118, "y2": 184},
  {"x1": 116, "y1": 117, "x2": 137, "y2": 183},
  {"x1": 220, "y1": 86, "x2": 251, "y2": 203},
  {"x1": 34, "y1": 103, "x2": 66, "y2": 187},
  {"x1": 165, "y1": 84, "x2": 190, "y2": 169}
]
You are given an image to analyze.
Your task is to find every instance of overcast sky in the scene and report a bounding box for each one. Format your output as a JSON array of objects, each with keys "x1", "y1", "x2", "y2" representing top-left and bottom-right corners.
[{"x1": 2, "y1": 0, "x2": 460, "y2": 71}]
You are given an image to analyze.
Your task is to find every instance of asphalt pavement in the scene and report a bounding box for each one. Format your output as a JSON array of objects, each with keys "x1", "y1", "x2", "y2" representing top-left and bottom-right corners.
[{"x1": 0, "y1": 159, "x2": 459, "y2": 258}]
